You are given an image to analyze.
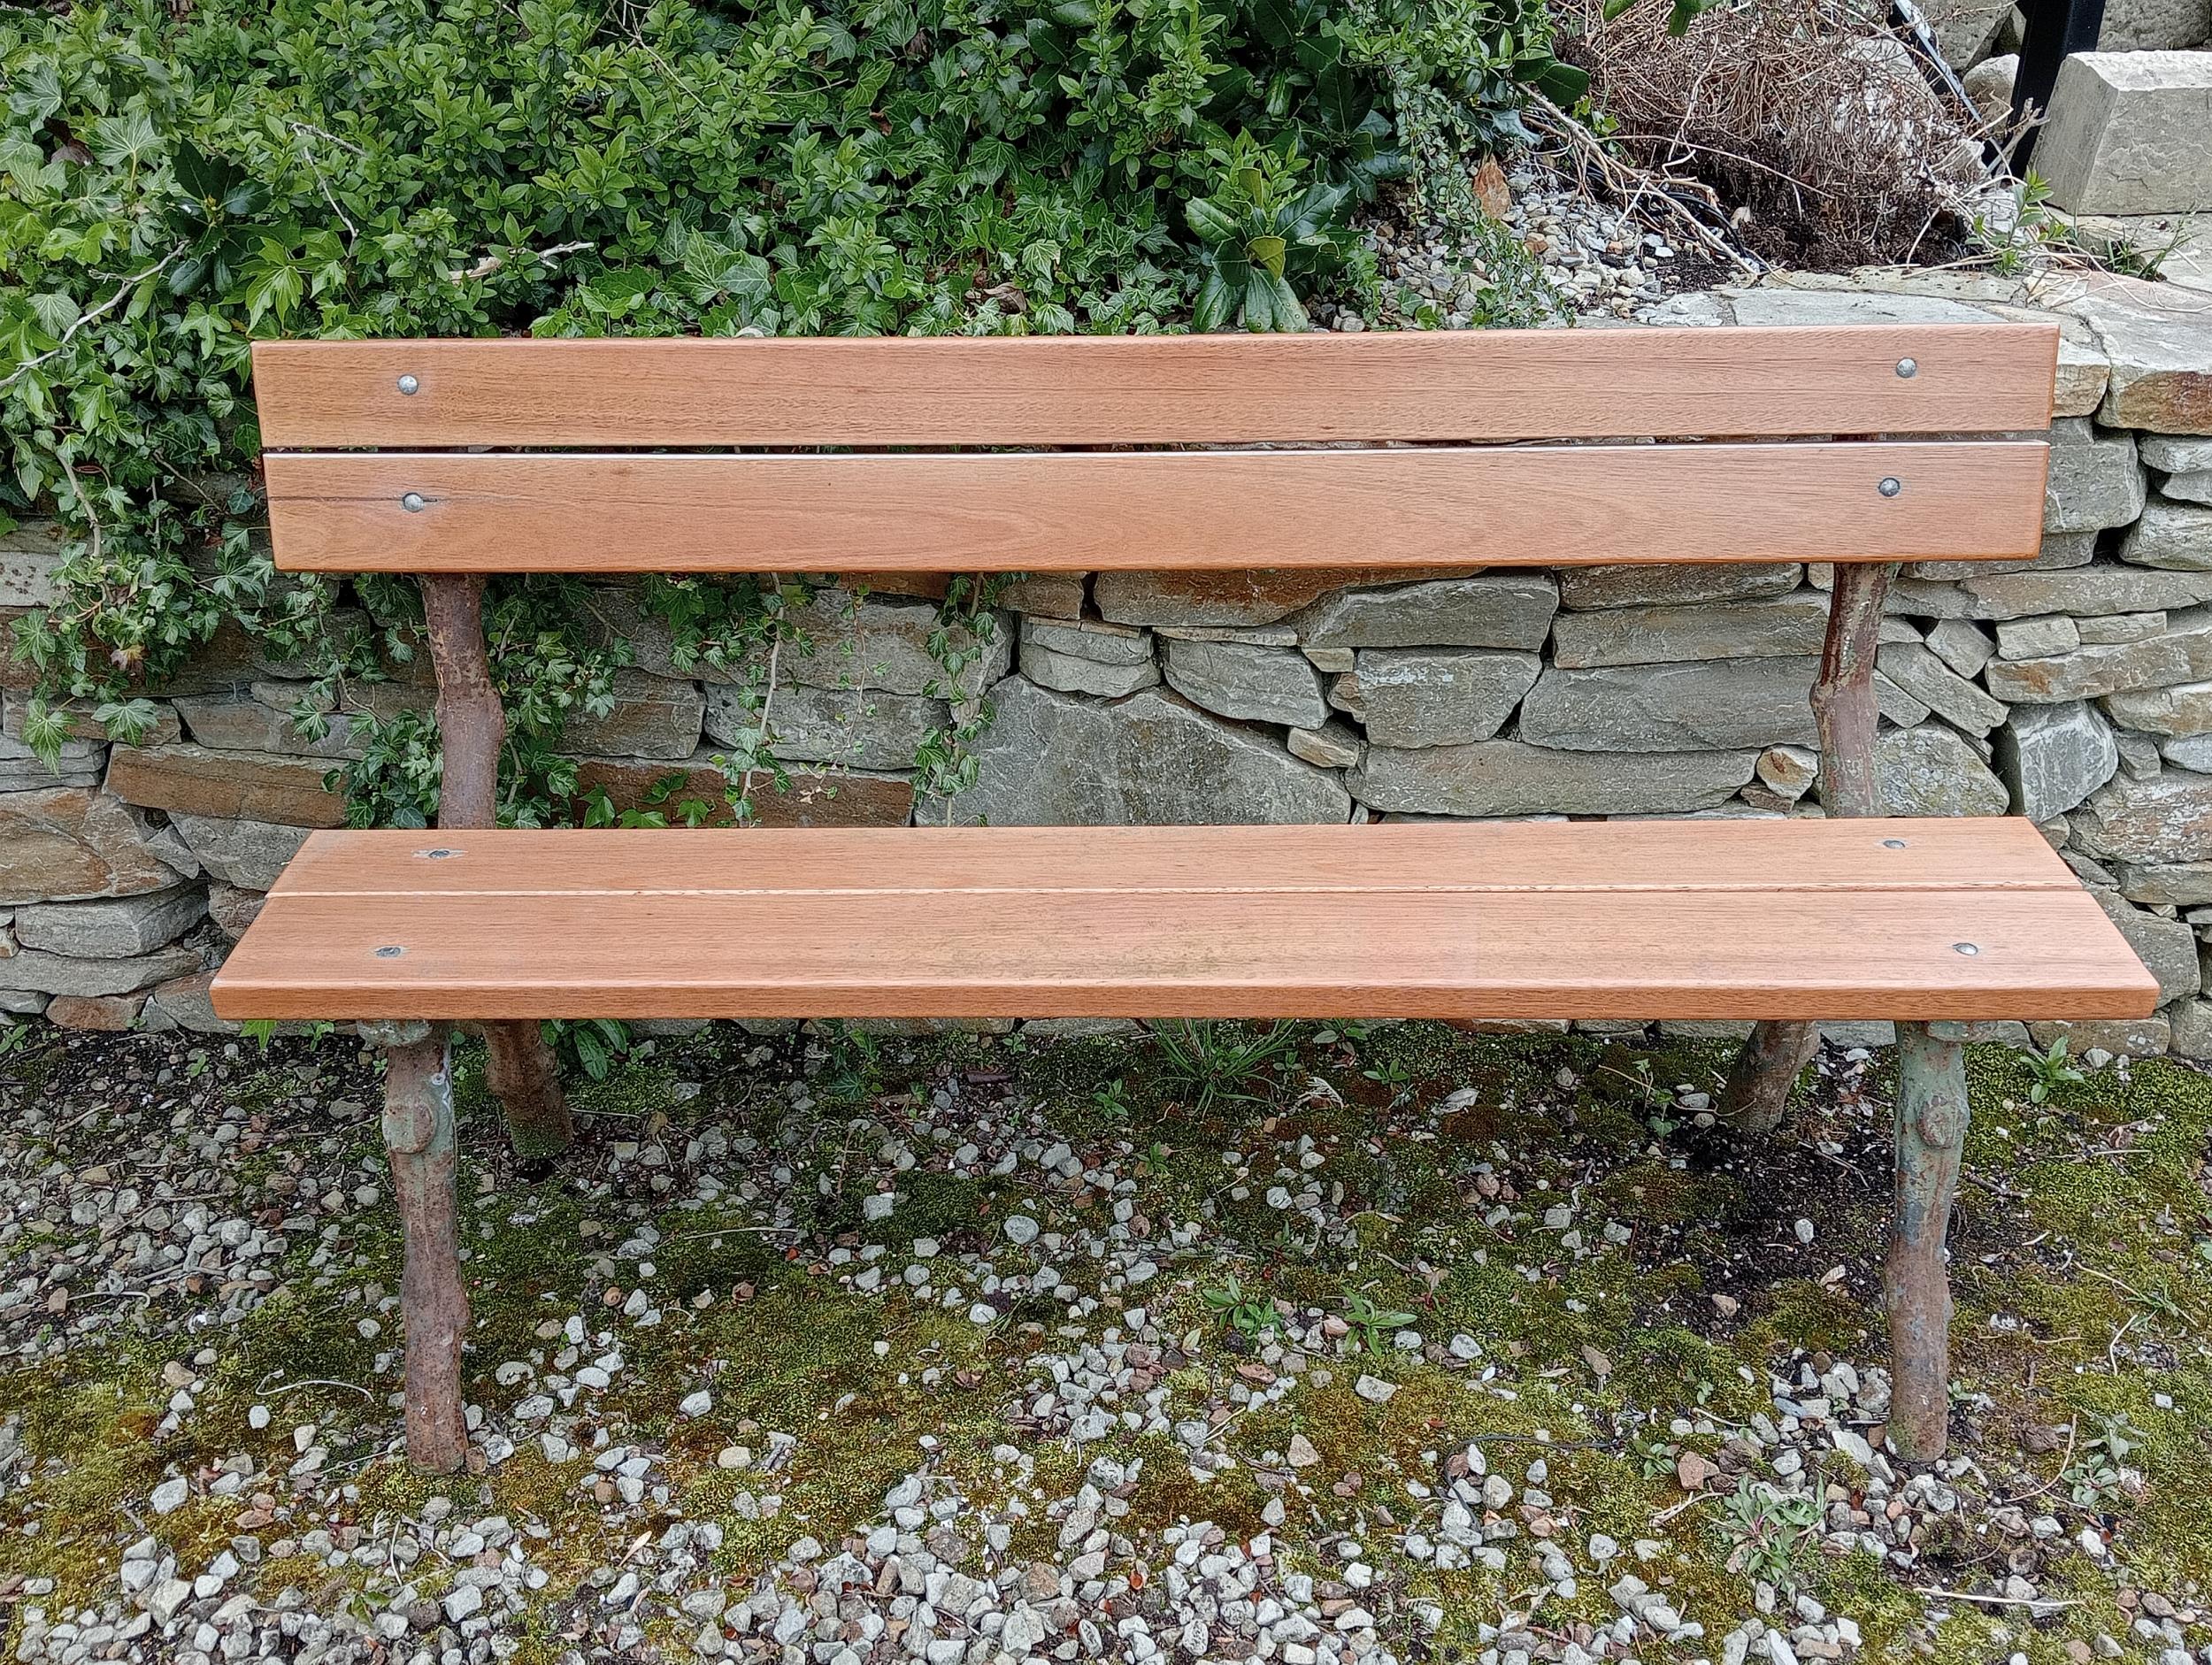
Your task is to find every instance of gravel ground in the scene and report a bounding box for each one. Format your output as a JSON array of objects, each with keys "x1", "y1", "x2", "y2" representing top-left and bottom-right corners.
[{"x1": 0, "y1": 1018, "x2": 2207, "y2": 1665}]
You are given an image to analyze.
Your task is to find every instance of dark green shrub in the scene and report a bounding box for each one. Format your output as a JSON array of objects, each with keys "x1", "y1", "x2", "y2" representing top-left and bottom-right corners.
[{"x1": 2, "y1": 0, "x2": 1578, "y2": 812}]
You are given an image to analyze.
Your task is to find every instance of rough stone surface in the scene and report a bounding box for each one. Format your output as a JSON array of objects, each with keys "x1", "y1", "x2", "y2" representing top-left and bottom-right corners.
[
  {"x1": 1291, "y1": 574, "x2": 1559, "y2": 651},
  {"x1": 2037, "y1": 52, "x2": 2212, "y2": 218},
  {"x1": 165, "y1": 815, "x2": 313, "y2": 891},
  {"x1": 938, "y1": 679, "x2": 1350, "y2": 825},
  {"x1": 0, "y1": 788, "x2": 186, "y2": 903},
  {"x1": 2144, "y1": 435, "x2": 2212, "y2": 472},
  {"x1": 2104, "y1": 678, "x2": 2212, "y2": 733},
  {"x1": 568, "y1": 753, "x2": 915, "y2": 828},
  {"x1": 1352, "y1": 649, "x2": 1540, "y2": 748},
  {"x1": 1094, "y1": 568, "x2": 1476, "y2": 628},
  {"x1": 1874, "y1": 725, "x2": 2010, "y2": 817},
  {"x1": 710, "y1": 682, "x2": 944, "y2": 771},
  {"x1": 2115, "y1": 860, "x2": 2212, "y2": 903},
  {"x1": 107, "y1": 743, "x2": 346, "y2": 828},
  {"x1": 1996, "y1": 614, "x2": 2082, "y2": 659},
  {"x1": 1162, "y1": 640, "x2": 1331, "y2": 728},
  {"x1": 1985, "y1": 606, "x2": 2212, "y2": 702},
  {"x1": 0, "y1": 942, "x2": 202, "y2": 998},
  {"x1": 2071, "y1": 769, "x2": 2212, "y2": 862},
  {"x1": 0, "y1": 520, "x2": 63, "y2": 608},
  {"x1": 2095, "y1": 886, "x2": 2201, "y2": 1001},
  {"x1": 2124, "y1": 500, "x2": 2212, "y2": 569},
  {"x1": 1518, "y1": 657, "x2": 1818, "y2": 751},
  {"x1": 560, "y1": 670, "x2": 705, "y2": 761},
  {"x1": 2068, "y1": 279, "x2": 2212, "y2": 433},
  {"x1": 1018, "y1": 618, "x2": 1157, "y2": 697},
  {"x1": 1286, "y1": 721, "x2": 1364, "y2": 768},
  {"x1": 1877, "y1": 641, "x2": 2008, "y2": 733},
  {"x1": 43, "y1": 991, "x2": 148, "y2": 1030},
  {"x1": 2043, "y1": 418, "x2": 2147, "y2": 533},
  {"x1": 1925, "y1": 618, "x2": 1995, "y2": 679},
  {"x1": 2165, "y1": 468, "x2": 2212, "y2": 505},
  {"x1": 14, "y1": 887, "x2": 207, "y2": 959},
  {"x1": 1351, "y1": 742, "x2": 1756, "y2": 817},
  {"x1": 1553, "y1": 564, "x2": 1801, "y2": 610},
  {"x1": 2100, "y1": 0, "x2": 2212, "y2": 49},
  {"x1": 173, "y1": 692, "x2": 360, "y2": 759},
  {"x1": 1551, "y1": 592, "x2": 1829, "y2": 668},
  {"x1": 1993, "y1": 701, "x2": 2121, "y2": 820},
  {"x1": 1893, "y1": 562, "x2": 2212, "y2": 621},
  {"x1": 0, "y1": 731, "x2": 104, "y2": 791}
]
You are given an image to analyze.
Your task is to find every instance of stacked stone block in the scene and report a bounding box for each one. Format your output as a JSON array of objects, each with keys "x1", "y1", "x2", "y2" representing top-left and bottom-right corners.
[{"x1": 4, "y1": 272, "x2": 2211, "y2": 1056}]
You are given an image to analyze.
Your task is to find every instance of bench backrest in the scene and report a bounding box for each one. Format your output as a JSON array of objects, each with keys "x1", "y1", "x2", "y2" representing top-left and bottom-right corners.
[{"x1": 251, "y1": 326, "x2": 2058, "y2": 576}]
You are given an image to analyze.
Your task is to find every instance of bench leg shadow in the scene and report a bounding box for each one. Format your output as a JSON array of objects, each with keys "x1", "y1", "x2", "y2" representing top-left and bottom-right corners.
[
  {"x1": 1886, "y1": 1020, "x2": 1970, "y2": 1466},
  {"x1": 373, "y1": 1023, "x2": 472, "y2": 1473}
]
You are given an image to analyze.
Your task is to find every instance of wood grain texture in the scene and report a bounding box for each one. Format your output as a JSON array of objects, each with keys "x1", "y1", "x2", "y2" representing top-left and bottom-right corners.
[
  {"x1": 262, "y1": 441, "x2": 2048, "y2": 573},
  {"x1": 210, "y1": 820, "x2": 2157, "y2": 1022},
  {"x1": 250, "y1": 326, "x2": 2059, "y2": 447}
]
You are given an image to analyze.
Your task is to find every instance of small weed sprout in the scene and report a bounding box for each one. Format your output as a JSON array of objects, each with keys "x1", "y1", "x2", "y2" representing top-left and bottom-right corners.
[
  {"x1": 2064, "y1": 1414, "x2": 2146, "y2": 1508},
  {"x1": 1149, "y1": 1021, "x2": 1302, "y2": 1115},
  {"x1": 2025, "y1": 1038, "x2": 2085, "y2": 1104},
  {"x1": 1340, "y1": 1292, "x2": 1417, "y2": 1355},
  {"x1": 1202, "y1": 1275, "x2": 1281, "y2": 1342},
  {"x1": 1715, "y1": 1477, "x2": 1824, "y2": 1591}
]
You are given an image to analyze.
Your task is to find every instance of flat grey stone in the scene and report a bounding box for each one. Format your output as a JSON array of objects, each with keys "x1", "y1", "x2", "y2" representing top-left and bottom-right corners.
[
  {"x1": 1517, "y1": 656, "x2": 1820, "y2": 752},
  {"x1": 167, "y1": 814, "x2": 313, "y2": 891},
  {"x1": 1163, "y1": 639, "x2": 1330, "y2": 728},
  {"x1": 1987, "y1": 606, "x2": 2212, "y2": 702},
  {"x1": 2038, "y1": 52, "x2": 2212, "y2": 218},
  {"x1": 1876, "y1": 641, "x2": 2008, "y2": 733},
  {"x1": 2063, "y1": 279, "x2": 2212, "y2": 433},
  {"x1": 14, "y1": 886, "x2": 207, "y2": 959},
  {"x1": 0, "y1": 787, "x2": 188, "y2": 904},
  {"x1": 1555, "y1": 564, "x2": 1801, "y2": 610},
  {"x1": 2041, "y1": 418, "x2": 2145, "y2": 533},
  {"x1": 929, "y1": 678, "x2": 1348, "y2": 825},
  {"x1": 1720, "y1": 287, "x2": 1999, "y2": 326},
  {"x1": 0, "y1": 942, "x2": 202, "y2": 998},
  {"x1": 560, "y1": 669, "x2": 704, "y2": 761},
  {"x1": 2071, "y1": 768, "x2": 2212, "y2": 862},
  {"x1": 2115, "y1": 499, "x2": 2212, "y2": 570},
  {"x1": 716, "y1": 682, "x2": 945, "y2": 771},
  {"x1": 2165, "y1": 468, "x2": 2212, "y2": 505},
  {"x1": 2100, "y1": 0, "x2": 2211, "y2": 50},
  {"x1": 1021, "y1": 641, "x2": 1159, "y2": 699},
  {"x1": 1993, "y1": 701, "x2": 2121, "y2": 820},
  {"x1": 1291, "y1": 574, "x2": 1558, "y2": 651},
  {"x1": 1286, "y1": 721, "x2": 1363, "y2": 769},
  {"x1": 2097, "y1": 887, "x2": 2200, "y2": 1001},
  {"x1": 2104, "y1": 678, "x2": 2212, "y2": 733},
  {"x1": 0, "y1": 518, "x2": 63, "y2": 608},
  {"x1": 174, "y1": 692, "x2": 361, "y2": 759},
  {"x1": 2143, "y1": 435, "x2": 2212, "y2": 472},
  {"x1": 2113, "y1": 861, "x2": 2212, "y2": 904},
  {"x1": 1924, "y1": 618, "x2": 1995, "y2": 679},
  {"x1": 2078, "y1": 610, "x2": 2168, "y2": 644},
  {"x1": 1876, "y1": 724, "x2": 2009, "y2": 817},
  {"x1": 1996, "y1": 615, "x2": 2081, "y2": 659},
  {"x1": 1353, "y1": 649, "x2": 1540, "y2": 748},
  {"x1": 1550, "y1": 591, "x2": 1829, "y2": 669},
  {"x1": 1894, "y1": 562, "x2": 2212, "y2": 622},
  {"x1": 2165, "y1": 733, "x2": 2212, "y2": 770},
  {"x1": 1348, "y1": 741, "x2": 1756, "y2": 817},
  {"x1": 0, "y1": 731, "x2": 103, "y2": 791},
  {"x1": 1757, "y1": 744, "x2": 1818, "y2": 802},
  {"x1": 1906, "y1": 530, "x2": 2099, "y2": 581},
  {"x1": 1020, "y1": 617, "x2": 1153, "y2": 666}
]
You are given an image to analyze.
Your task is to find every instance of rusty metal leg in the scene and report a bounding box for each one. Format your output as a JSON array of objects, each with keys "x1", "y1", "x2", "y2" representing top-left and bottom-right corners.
[
  {"x1": 1886, "y1": 1020, "x2": 1970, "y2": 1465},
  {"x1": 1724, "y1": 562, "x2": 1899, "y2": 1132},
  {"x1": 419, "y1": 574, "x2": 575, "y2": 1161},
  {"x1": 373, "y1": 1022, "x2": 471, "y2": 1472}
]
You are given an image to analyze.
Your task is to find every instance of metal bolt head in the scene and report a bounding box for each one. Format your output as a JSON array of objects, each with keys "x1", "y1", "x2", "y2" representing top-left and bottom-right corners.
[
  {"x1": 1882, "y1": 838, "x2": 1907, "y2": 848},
  {"x1": 1894, "y1": 357, "x2": 1917, "y2": 379},
  {"x1": 1953, "y1": 941, "x2": 1979, "y2": 956},
  {"x1": 374, "y1": 945, "x2": 407, "y2": 959},
  {"x1": 397, "y1": 373, "x2": 419, "y2": 395},
  {"x1": 401, "y1": 492, "x2": 426, "y2": 513},
  {"x1": 1878, "y1": 476, "x2": 1902, "y2": 498},
  {"x1": 415, "y1": 848, "x2": 461, "y2": 860}
]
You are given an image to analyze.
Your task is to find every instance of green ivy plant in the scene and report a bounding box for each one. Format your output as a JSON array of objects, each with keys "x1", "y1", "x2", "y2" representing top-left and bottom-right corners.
[{"x1": 4, "y1": 0, "x2": 1576, "y2": 823}]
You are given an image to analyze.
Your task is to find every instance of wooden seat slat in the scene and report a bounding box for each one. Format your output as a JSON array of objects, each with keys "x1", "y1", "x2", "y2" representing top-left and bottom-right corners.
[
  {"x1": 210, "y1": 823, "x2": 2156, "y2": 1023},
  {"x1": 263, "y1": 441, "x2": 2047, "y2": 574},
  {"x1": 250, "y1": 326, "x2": 2058, "y2": 449},
  {"x1": 263, "y1": 818, "x2": 2084, "y2": 900}
]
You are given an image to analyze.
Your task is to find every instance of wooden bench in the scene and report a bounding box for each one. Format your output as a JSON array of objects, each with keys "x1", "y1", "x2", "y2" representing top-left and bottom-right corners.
[{"x1": 211, "y1": 326, "x2": 2157, "y2": 1475}]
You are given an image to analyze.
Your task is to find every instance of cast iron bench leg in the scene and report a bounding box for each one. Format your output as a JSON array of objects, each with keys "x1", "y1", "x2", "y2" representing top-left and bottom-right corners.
[
  {"x1": 1887, "y1": 1020, "x2": 1970, "y2": 1464},
  {"x1": 368, "y1": 1020, "x2": 472, "y2": 1472}
]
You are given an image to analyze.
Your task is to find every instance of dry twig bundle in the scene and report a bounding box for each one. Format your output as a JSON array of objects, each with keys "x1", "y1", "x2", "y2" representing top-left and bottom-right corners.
[{"x1": 1563, "y1": 0, "x2": 1993, "y2": 267}]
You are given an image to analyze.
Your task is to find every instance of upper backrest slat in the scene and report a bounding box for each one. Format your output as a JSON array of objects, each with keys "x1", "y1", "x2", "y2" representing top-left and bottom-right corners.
[{"x1": 251, "y1": 325, "x2": 2059, "y2": 449}]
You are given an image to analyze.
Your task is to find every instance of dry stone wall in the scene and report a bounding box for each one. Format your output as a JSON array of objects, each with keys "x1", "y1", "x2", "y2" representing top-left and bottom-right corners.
[{"x1": 5, "y1": 272, "x2": 2212, "y2": 1055}]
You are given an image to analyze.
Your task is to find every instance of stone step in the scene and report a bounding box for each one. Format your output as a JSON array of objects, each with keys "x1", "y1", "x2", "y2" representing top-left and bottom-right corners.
[{"x1": 2039, "y1": 50, "x2": 2212, "y2": 217}]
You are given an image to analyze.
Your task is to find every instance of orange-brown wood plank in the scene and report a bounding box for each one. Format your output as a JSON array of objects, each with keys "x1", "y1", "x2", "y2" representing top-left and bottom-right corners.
[
  {"x1": 210, "y1": 822, "x2": 2155, "y2": 1022},
  {"x1": 261, "y1": 441, "x2": 2047, "y2": 573},
  {"x1": 264, "y1": 818, "x2": 2081, "y2": 900},
  {"x1": 250, "y1": 326, "x2": 2058, "y2": 448}
]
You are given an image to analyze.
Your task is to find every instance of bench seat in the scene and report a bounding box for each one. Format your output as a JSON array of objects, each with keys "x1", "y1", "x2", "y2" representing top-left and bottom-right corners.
[{"x1": 209, "y1": 817, "x2": 2155, "y2": 1024}]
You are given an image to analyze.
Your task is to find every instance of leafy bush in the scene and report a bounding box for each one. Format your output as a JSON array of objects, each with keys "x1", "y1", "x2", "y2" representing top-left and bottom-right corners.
[{"x1": 2, "y1": 0, "x2": 1579, "y2": 818}]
